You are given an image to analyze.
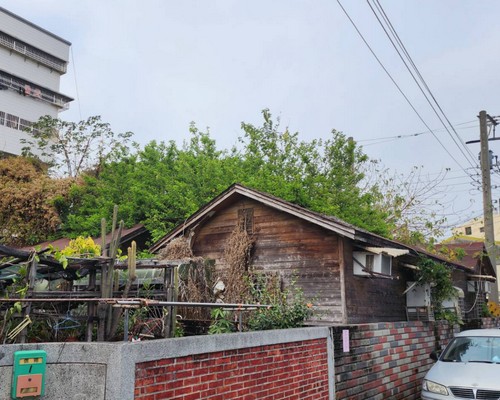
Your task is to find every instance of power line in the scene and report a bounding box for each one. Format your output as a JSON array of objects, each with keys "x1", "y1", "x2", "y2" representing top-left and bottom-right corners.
[
  {"x1": 367, "y1": 0, "x2": 479, "y2": 169},
  {"x1": 336, "y1": 0, "x2": 479, "y2": 184},
  {"x1": 70, "y1": 47, "x2": 83, "y2": 120},
  {"x1": 371, "y1": 0, "x2": 478, "y2": 166},
  {"x1": 358, "y1": 121, "x2": 478, "y2": 145}
]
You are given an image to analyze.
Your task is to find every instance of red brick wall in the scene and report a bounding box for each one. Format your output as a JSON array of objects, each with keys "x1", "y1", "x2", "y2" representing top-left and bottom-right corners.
[
  {"x1": 134, "y1": 338, "x2": 330, "y2": 400},
  {"x1": 332, "y1": 321, "x2": 458, "y2": 400}
]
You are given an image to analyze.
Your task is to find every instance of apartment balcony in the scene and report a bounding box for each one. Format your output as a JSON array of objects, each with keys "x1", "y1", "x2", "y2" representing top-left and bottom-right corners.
[
  {"x1": 0, "y1": 31, "x2": 67, "y2": 74},
  {"x1": 0, "y1": 70, "x2": 72, "y2": 109}
]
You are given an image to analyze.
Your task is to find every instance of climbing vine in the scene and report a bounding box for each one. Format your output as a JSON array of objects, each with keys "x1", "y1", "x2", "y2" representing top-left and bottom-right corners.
[{"x1": 416, "y1": 257, "x2": 459, "y2": 322}]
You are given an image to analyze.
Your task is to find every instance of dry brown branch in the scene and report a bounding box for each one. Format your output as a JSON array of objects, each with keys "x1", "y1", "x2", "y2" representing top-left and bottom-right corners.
[
  {"x1": 178, "y1": 260, "x2": 215, "y2": 320},
  {"x1": 222, "y1": 228, "x2": 254, "y2": 304},
  {"x1": 159, "y1": 236, "x2": 215, "y2": 320},
  {"x1": 158, "y1": 237, "x2": 194, "y2": 260}
]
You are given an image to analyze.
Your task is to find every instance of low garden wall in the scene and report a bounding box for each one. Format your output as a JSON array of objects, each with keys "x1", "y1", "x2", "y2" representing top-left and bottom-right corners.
[
  {"x1": 0, "y1": 327, "x2": 334, "y2": 400},
  {"x1": 332, "y1": 320, "x2": 459, "y2": 400},
  {"x1": 463, "y1": 316, "x2": 500, "y2": 329},
  {"x1": 0, "y1": 320, "x2": 477, "y2": 399}
]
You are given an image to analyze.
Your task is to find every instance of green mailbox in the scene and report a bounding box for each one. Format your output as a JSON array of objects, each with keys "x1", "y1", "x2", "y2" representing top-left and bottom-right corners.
[{"x1": 11, "y1": 350, "x2": 46, "y2": 399}]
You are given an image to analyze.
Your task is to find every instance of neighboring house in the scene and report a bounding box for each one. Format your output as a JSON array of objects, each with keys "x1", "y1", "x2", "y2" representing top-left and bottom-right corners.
[
  {"x1": 0, "y1": 7, "x2": 73, "y2": 158},
  {"x1": 151, "y1": 184, "x2": 492, "y2": 324},
  {"x1": 21, "y1": 224, "x2": 151, "y2": 254},
  {"x1": 451, "y1": 213, "x2": 500, "y2": 241},
  {"x1": 450, "y1": 215, "x2": 500, "y2": 300},
  {"x1": 437, "y1": 241, "x2": 496, "y2": 319}
]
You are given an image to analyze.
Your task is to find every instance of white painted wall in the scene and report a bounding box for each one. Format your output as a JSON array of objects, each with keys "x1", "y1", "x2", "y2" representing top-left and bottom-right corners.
[
  {"x1": 0, "y1": 89, "x2": 57, "y2": 157},
  {"x1": 0, "y1": 7, "x2": 71, "y2": 157},
  {"x1": 0, "y1": 124, "x2": 40, "y2": 157},
  {"x1": 0, "y1": 89, "x2": 57, "y2": 120},
  {"x1": 0, "y1": 47, "x2": 61, "y2": 91},
  {"x1": 0, "y1": 9, "x2": 70, "y2": 61}
]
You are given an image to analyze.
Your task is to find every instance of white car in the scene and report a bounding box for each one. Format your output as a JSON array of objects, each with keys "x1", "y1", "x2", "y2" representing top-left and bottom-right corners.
[{"x1": 422, "y1": 329, "x2": 500, "y2": 399}]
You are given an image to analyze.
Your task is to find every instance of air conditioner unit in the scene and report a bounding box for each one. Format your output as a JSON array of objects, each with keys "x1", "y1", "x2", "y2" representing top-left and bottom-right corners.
[
  {"x1": 406, "y1": 282, "x2": 431, "y2": 307},
  {"x1": 353, "y1": 252, "x2": 392, "y2": 276}
]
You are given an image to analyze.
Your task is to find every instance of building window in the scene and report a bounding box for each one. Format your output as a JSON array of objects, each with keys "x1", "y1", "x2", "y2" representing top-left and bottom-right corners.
[
  {"x1": 0, "y1": 110, "x2": 33, "y2": 132},
  {"x1": 353, "y1": 252, "x2": 392, "y2": 276},
  {"x1": 238, "y1": 208, "x2": 254, "y2": 234},
  {"x1": 6, "y1": 113, "x2": 18, "y2": 129},
  {"x1": 465, "y1": 226, "x2": 472, "y2": 235},
  {"x1": 19, "y1": 119, "x2": 31, "y2": 131}
]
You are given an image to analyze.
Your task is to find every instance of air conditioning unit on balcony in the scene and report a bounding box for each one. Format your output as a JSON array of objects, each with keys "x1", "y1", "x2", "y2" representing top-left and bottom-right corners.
[{"x1": 353, "y1": 251, "x2": 392, "y2": 276}]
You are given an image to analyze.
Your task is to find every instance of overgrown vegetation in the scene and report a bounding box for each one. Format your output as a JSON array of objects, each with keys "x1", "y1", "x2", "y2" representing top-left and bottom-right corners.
[
  {"x1": 247, "y1": 275, "x2": 313, "y2": 331},
  {"x1": 0, "y1": 157, "x2": 73, "y2": 246},
  {"x1": 416, "y1": 257, "x2": 461, "y2": 324},
  {"x1": 159, "y1": 229, "x2": 314, "y2": 333},
  {"x1": 221, "y1": 228, "x2": 254, "y2": 303},
  {"x1": 1, "y1": 109, "x2": 449, "y2": 247}
]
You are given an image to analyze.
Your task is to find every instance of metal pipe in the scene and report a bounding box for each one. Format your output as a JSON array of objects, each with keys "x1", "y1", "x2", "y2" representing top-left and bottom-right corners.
[{"x1": 0, "y1": 297, "x2": 271, "y2": 310}]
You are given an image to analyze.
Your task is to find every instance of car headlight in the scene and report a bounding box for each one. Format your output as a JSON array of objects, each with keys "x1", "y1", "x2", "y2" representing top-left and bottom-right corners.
[{"x1": 422, "y1": 379, "x2": 449, "y2": 395}]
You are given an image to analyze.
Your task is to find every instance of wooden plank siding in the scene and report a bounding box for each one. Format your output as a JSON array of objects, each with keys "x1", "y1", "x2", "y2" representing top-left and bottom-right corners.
[
  {"x1": 153, "y1": 185, "x2": 480, "y2": 326},
  {"x1": 191, "y1": 198, "x2": 345, "y2": 323},
  {"x1": 343, "y1": 249, "x2": 414, "y2": 323}
]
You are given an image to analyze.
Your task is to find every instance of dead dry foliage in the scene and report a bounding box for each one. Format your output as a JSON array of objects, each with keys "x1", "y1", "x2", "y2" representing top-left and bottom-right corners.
[{"x1": 222, "y1": 228, "x2": 254, "y2": 304}]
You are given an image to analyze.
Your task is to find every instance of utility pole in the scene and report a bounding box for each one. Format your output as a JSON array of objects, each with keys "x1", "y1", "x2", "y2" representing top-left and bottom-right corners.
[{"x1": 479, "y1": 110, "x2": 499, "y2": 301}]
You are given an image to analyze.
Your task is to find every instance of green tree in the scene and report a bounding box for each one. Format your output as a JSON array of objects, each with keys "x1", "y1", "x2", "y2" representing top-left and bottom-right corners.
[
  {"x1": 22, "y1": 115, "x2": 133, "y2": 177},
  {"x1": 60, "y1": 126, "x2": 238, "y2": 240},
  {"x1": 236, "y1": 109, "x2": 390, "y2": 235},
  {"x1": 57, "y1": 109, "x2": 442, "y2": 242}
]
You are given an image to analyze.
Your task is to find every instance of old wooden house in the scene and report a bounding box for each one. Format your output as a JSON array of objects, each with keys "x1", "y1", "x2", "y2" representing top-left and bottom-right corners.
[{"x1": 151, "y1": 184, "x2": 494, "y2": 324}]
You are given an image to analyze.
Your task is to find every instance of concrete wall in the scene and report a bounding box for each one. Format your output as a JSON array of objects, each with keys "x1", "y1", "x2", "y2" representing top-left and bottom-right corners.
[
  {"x1": 0, "y1": 46, "x2": 61, "y2": 90},
  {"x1": 0, "y1": 8, "x2": 70, "y2": 59},
  {"x1": 0, "y1": 321, "x2": 471, "y2": 400},
  {"x1": 0, "y1": 327, "x2": 334, "y2": 400}
]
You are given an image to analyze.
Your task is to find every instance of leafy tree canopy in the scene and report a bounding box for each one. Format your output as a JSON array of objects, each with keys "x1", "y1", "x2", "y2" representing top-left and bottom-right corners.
[
  {"x1": 58, "y1": 109, "x2": 390, "y2": 241},
  {"x1": 21, "y1": 115, "x2": 133, "y2": 177},
  {"x1": 11, "y1": 109, "x2": 447, "y2": 246}
]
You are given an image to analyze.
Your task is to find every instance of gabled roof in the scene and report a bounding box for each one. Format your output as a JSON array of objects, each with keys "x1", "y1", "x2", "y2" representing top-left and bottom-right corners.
[
  {"x1": 151, "y1": 183, "x2": 365, "y2": 252},
  {"x1": 149, "y1": 184, "x2": 469, "y2": 273}
]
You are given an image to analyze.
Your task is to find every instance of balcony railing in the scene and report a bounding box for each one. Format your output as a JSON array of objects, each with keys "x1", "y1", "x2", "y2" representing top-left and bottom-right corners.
[
  {"x1": 0, "y1": 31, "x2": 67, "y2": 73},
  {"x1": 0, "y1": 70, "x2": 72, "y2": 109}
]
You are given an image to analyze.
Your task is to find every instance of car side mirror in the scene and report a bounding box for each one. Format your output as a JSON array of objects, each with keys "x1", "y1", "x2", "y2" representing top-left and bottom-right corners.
[{"x1": 430, "y1": 351, "x2": 439, "y2": 361}]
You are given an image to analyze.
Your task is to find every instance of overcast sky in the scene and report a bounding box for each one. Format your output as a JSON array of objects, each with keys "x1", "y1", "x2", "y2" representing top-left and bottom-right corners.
[{"x1": 3, "y1": 0, "x2": 500, "y2": 231}]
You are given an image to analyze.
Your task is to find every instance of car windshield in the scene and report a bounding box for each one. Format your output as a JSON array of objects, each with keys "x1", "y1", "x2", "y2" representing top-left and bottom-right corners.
[{"x1": 441, "y1": 336, "x2": 500, "y2": 363}]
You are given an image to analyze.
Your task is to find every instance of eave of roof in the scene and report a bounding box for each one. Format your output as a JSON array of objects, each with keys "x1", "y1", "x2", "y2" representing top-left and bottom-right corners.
[
  {"x1": 149, "y1": 184, "x2": 483, "y2": 274},
  {"x1": 150, "y1": 183, "x2": 357, "y2": 252}
]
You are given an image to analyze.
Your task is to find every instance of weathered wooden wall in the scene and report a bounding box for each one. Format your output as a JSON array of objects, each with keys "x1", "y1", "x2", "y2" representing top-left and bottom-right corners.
[
  {"x1": 191, "y1": 196, "x2": 344, "y2": 323},
  {"x1": 342, "y1": 241, "x2": 414, "y2": 323}
]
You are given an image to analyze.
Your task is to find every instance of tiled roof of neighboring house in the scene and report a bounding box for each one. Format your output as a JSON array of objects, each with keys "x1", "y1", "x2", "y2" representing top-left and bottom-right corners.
[
  {"x1": 20, "y1": 224, "x2": 148, "y2": 252},
  {"x1": 435, "y1": 241, "x2": 496, "y2": 278}
]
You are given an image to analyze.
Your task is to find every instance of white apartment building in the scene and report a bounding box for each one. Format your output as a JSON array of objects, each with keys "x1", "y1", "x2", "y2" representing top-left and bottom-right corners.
[
  {"x1": 0, "y1": 7, "x2": 72, "y2": 158},
  {"x1": 452, "y1": 214, "x2": 500, "y2": 241}
]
